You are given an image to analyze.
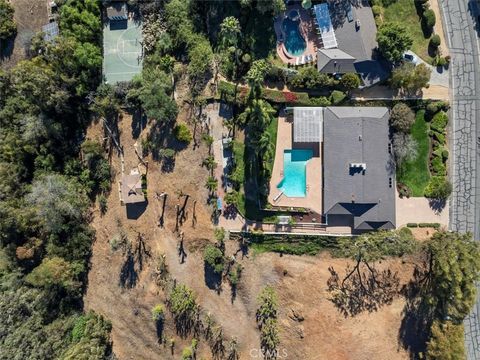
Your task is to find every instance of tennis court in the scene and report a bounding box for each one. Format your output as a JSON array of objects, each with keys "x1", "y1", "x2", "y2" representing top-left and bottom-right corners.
[{"x1": 103, "y1": 19, "x2": 143, "y2": 84}]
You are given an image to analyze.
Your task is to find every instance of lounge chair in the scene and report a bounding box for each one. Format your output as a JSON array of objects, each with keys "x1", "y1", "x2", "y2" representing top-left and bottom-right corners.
[{"x1": 295, "y1": 57, "x2": 300, "y2": 66}]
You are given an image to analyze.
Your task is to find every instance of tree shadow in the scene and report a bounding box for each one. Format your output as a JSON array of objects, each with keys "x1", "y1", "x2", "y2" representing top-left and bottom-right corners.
[
  {"x1": 119, "y1": 250, "x2": 137, "y2": 288},
  {"x1": 0, "y1": 37, "x2": 15, "y2": 61},
  {"x1": 428, "y1": 198, "x2": 446, "y2": 214},
  {"x1": 131, "y1": 110, "x2": 147, "y2": 139},
  {"x1": 156, "y1": 319, "x2": 165, "y2": 340},
  {"x1": 327, "y1": 263, "x2": 401, "y2": 317},
  {"x1": 204, "y1": 264, "x2": 222, "y2": 292},
  {"x1": 397, "y1": 264, "x2": 434, "y2": 358}
]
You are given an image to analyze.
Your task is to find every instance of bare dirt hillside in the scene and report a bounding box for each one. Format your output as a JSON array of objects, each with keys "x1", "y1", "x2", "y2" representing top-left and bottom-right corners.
[{"x1": 84, "y1": 108, "x2": 413, "y2": 360}]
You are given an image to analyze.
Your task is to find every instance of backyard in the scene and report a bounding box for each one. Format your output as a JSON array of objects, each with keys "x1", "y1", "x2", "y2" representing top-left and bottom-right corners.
[
  {"x1": 397, "y1": 110, "x2": 430, "y2": 196},
  {"x1": 382, "y1": 0, "x2": 433, "y2": 62}
]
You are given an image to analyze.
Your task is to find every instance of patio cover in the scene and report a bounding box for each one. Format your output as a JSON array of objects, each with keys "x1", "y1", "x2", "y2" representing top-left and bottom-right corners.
[{"x1": 314, "y1": 3, "x2": 338, "y2": 49}]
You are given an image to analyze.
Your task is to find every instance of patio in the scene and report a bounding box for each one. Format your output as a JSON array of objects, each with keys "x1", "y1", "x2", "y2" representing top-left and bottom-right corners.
[
  {"x1": 268, "y1": 111, "x2": 323, "y2": 215},
  {"x1": 274, "y1": 4, "x2": 322, "y2": 65}
]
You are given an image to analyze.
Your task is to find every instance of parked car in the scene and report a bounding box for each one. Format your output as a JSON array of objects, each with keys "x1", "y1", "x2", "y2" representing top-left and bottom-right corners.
[{"x1": 403, "y1": 52, "x2": 419, "y2": 65}]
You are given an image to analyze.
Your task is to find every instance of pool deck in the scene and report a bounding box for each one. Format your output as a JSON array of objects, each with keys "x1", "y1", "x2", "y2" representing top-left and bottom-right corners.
[
  {"x1": 274, "y1": 4, "x2": 322, "y2": 65},
  {"x1": 268, "y1": 112, "x2": 323, "y2": 214}
]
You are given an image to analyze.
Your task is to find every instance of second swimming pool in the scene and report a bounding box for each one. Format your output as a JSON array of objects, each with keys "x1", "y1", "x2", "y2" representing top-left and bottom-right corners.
[{"x1": 277, "y1": 149, "x2": 313, "y2": 197}]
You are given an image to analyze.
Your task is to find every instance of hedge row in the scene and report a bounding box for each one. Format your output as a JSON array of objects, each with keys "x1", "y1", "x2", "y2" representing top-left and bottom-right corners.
[{"x1": 406, "y1": 223, "x2": 441, "y2": 229}]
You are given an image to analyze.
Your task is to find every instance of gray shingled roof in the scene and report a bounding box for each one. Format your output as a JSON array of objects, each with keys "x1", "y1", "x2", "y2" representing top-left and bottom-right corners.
[
  {"x1": 317, "y1": 49, "x2": 356, "y2": 74},
  {"x1": 323, "y1": 107, "x2": 396, "y2": 230},
  {"x1": 293, "y1": 107, "x2": 324, "y2": 143}
]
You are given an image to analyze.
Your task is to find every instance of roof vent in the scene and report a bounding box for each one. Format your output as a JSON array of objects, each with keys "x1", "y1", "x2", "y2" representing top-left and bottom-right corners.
[
  {"x1": 359, "y1": 135, "x2": 362, "y2": 141},
  {"x1": 350, "y1": 163, "x2": 366, "y2": 170}
]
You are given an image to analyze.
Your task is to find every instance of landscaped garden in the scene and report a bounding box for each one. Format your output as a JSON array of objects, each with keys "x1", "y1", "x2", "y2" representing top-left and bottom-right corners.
[
  {"x1": 395, "y1": 102, "x2": 451, "y2": 199},
  {"x1": 373, "y1": 0, "x2": 447, "y2": 65},
  {"x1": 397, "y1": 110, "x2": 431, "y2": 196},
  {"x1": 382, "y1": 0, "x2": 432, "y2": 61}
]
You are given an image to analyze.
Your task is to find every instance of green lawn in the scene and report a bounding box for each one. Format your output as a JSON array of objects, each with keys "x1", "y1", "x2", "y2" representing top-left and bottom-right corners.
[
  {"x1": 383, "y1": 0, "x2": 432, "y2": 62},
  {"x1": 397, "y1": 110, "x2": 431, "y2": 196}
]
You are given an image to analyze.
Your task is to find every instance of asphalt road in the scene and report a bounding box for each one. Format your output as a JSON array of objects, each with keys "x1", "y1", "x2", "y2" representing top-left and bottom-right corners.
[{"x1": 440, "y1": 0, "x2": 480, "y2": 358}]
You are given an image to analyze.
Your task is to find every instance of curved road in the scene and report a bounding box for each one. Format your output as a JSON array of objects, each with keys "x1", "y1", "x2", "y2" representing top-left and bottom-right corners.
[{"x1": 440, "y1": 0, "x2": 480, "y2": 358}]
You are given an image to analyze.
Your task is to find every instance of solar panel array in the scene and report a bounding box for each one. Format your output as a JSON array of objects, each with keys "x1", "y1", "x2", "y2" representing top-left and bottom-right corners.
[
  {"x1": 314, "y1": 4, "x2": 338, "y2": 49},
  {"x1": 293, "y1": 107, "x2": 324, "y2": 143},
  {"x1": 42, "y1": 22, "x2": 59, "y2": 42}
]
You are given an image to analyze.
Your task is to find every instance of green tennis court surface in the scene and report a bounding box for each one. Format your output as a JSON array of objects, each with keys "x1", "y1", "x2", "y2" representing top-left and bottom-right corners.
[{"x1": 103, "y1": 19, "x2": 143, "y2": 84}]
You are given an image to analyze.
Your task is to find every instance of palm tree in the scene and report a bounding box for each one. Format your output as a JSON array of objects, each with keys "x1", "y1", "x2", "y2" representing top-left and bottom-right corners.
[
  {"x1": 241, "y1": 99, "x2": 275, "y2": 131},
  {"x1": 245, "y1": 60, "x2": 270, "y2": 94}
]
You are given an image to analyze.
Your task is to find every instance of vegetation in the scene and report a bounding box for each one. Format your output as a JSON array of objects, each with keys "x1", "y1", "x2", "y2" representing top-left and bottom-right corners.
[
  {"x1": 174, "y1": 123, "x2": 193, "y2": 143},
  {"x1": 0, "y1": 1, "x2": 113, "y2": 357},
  {"x1": 376, "y1": 23, "x2": 413, "y2": 62},
  {"x1": 203, "y1": 244, "x2": 225, "y2": 274},
  {"x1": 167, "y1": 284, "x2": 197, "y2": 337},
  {"x1": 381, "y1": 0, "x2": 433, "y2": 61},
  {"x1": 424, "y1": 176, "x2": 452, "y2": 199},
  {"x1": 426, "y1": 320, "x2": 465, "y2": 360},
  {"x1": 152, "y1": 304, "x2": 165, "y2": 321},
  {"x1": 390, "y1": 102, "x2": 415, "y2": 132},
  {"x1": 340, "y1": 73, "x2": 361, "y2": 90},
  {"x1": 391, "y1": 63, "x2": 431, "y2": 94},
  {"x1": 256, "y1": 286, "x2": 279, "y2": 358},
  {"x1": 397, "y1": 110, "x2": 430, "y2": 196},
  {"x1": 0, "y1": 0, "x2": 16, "y2": 40}
]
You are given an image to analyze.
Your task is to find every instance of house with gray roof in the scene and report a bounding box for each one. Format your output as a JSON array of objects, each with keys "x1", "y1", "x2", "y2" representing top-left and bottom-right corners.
[
  {"x1": 316, "y1": 49, "x2": 356, "y2": 74},
  {"x1": 322, "y1": 107, "x2": 395, "y2": 230}
]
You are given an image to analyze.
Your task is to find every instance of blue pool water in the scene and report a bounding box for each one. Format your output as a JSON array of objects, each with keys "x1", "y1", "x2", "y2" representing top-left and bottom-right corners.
[
  {"x1": 282, "y1": 17, "x2": 306, "y2": 56},
  {"x1": 277, "y1": 149, "x2": 313, "y2": 197}
]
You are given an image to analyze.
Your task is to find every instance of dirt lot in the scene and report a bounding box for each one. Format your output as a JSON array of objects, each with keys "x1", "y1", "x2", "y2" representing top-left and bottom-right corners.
[
  {"x1": 0, "y1": 0, "x2": 48, "y2": 69},
  {"x1": 84, "y1": 103, "x2": 415, "y2": 360}
]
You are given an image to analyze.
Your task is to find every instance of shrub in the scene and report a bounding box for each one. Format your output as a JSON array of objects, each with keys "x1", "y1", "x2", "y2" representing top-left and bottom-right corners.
[
  {"x1": 174, "y1": 124, "x2": 192, "y2": 143},
  {"x1": 151, "y1": 304, "x2": 165, "y2": 321},
  {"x1": 431, "y1": 111, "x2": 449, "y2": 132},
  {"x1": 203, "y1": 244, "x2": 224, "y2": 274},
  {"x1": 406, "y1": 223, "x2": 418, "y2": 228},
  {"x1": 437, "y1": 57, "x2": 447, "y2": 67},
  {"x1": 424, "y1": 176, "x2": 452, "y2": 199},
  {"x1": 159, "y1": 148, "x2": 176, "y2": 159},
  {"x1": 390, "y1": 102, "x2": 416, "y2": 132},
  {"x1": 418, "y1": 223, "x2": 441, "y2": 229},
  {"x1": 442, "y1": 149, "x2": 449, "y2": 160},
  {"x1": 372, "y1": 5, "x2": 383, "y2": 16},
  {"x1": 330, "y1": 90, "x2": 346, "y2": 105},
  {"x1": 98, "y1": 194, "x2": 108, "y2": 215},
  {"x1": 0, "y1": 0, "x2": 17, "y2": 40},
  {"x1": 427, "y1": 320, "x2": 466, "y2": 360},
  {"x1": 431, "y1": 156, "x2": 446, "y2": 175},
  {"x1": 433, "y1": 131, "x2": 445, "y2": 145},
  {"x1": 423, "y1": 9, "x2": 436, "y2": 29},
  {"x1": 309, "y1": 96, "x2": 331, "y2": 106},
  {"x1": 430, "y1": 34, "x2": 441, "y2": 48},
  {"x1": 340, "y1": 73, "x2": 361, "y2": 90}
]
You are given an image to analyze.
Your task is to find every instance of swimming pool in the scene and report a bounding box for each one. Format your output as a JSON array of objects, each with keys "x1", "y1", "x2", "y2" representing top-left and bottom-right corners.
[
  {"x1": 282, "y1": 16, "x2": 306, "y2": 56},
  {"x1": 277, "y1": 149, "x2": 313, "y2": 197}
]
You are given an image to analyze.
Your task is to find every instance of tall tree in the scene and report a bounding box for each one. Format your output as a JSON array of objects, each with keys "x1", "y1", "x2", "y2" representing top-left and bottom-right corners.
[
  {"x1": 376, "y1": 23, "x2": 413, "y2": 62},
  {"x1": 424, "y1": 232, "x2": 480, "y2": 321}
]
